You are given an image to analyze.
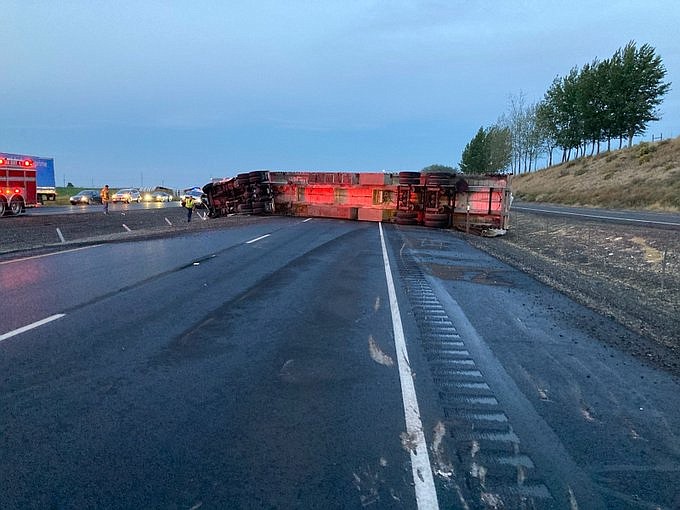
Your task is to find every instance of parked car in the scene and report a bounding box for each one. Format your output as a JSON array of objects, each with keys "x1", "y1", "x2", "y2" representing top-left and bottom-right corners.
[
  {"x1": 69, "y1": 190, "x2": 102, "y2": 205},
  {"x1": 143, "y1": 191, "x2": 172, "y2": 202},
  {"x1": 111, "y1": 188, "x2": 142, "y2": 203}
]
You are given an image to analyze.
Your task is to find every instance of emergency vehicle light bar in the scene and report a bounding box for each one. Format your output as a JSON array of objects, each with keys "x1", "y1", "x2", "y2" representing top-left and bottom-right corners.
[{"x1": 0, "y1": 158, "x2": 34, "y2": 167}]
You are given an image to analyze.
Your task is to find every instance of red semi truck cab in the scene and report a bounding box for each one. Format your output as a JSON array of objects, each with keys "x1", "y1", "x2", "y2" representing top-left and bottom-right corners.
[{"x1": 0, "y1": 154, "x2": 37, "y2": 216}]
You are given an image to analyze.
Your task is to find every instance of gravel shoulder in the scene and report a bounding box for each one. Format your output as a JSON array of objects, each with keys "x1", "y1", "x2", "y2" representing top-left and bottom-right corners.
[
  {"x1": 3, "y1": 206, "x2": 679, "y2": 376},
  {"x1": 468, "y1": 210, "x2": 680, "y2": 377}
]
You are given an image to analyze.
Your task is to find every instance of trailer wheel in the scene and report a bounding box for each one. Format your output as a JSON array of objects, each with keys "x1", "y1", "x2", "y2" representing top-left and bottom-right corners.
[
  {"x1": 425, "y1": 172, "x2": 452, "y2": 185},
  {"x1": 0, "y1": 200, "x2": 6, "y2": 216},
  {"x1": 396, "y1": 211, "x2": 418, "y2": 225},
  {"x1": 396, "y1": 217, "x2": 418, "y2": 225},
  {"x1": 398, "y1": 172, "x2": 421, "y2": 185},
  {"x1": 236, "y1": 173, "x2": 251, "y2": 188},
  {"x1": 424, "y1": 212, "x2": 449, "y2": 223},
  {"x1": 9, "y1": 197, "x2": 24, "y2": 215},
  {"x1": 424, "y1": 220, "x2": 448, "y2": 228},
  {"x1": 249, "y1": 171, "x2": 269, "y2": 184}
]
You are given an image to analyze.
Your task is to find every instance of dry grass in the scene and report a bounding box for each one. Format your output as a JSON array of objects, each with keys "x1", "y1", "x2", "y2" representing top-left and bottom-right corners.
[{"x1": 512, "y1": 136, "x2": 680, "y2": 211}]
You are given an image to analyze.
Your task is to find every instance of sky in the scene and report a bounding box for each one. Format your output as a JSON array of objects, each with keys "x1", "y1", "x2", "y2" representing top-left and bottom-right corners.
[{"x1": 2, "y1": 0, "x2": 679, "y2": 189}]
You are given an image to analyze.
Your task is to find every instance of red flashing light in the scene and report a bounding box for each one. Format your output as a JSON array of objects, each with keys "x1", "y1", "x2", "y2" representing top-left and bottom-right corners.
[
  {"x1": 0, "y1": 158, "x2": 7, "y2": 165},
  {"x1": 14, "y1": 188, "x2": 22, "y2": 194},
  {"x1": 21, "y1": 159, "x2": 34, "y2": 167}
]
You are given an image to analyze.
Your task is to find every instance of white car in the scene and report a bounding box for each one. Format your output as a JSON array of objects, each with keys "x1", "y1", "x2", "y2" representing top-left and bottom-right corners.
[
  {"x1": 143, "y1": 191, "x2": 172, "y2": 202},
  {"x1": 111, "y1": 188, "x2": 142, "y2": 203}
]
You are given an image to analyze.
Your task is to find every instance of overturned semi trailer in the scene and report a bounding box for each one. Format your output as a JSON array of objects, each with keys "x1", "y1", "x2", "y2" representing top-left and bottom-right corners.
[{"x1": 202, "y1": 171, "x2": 511, "y2": 236}]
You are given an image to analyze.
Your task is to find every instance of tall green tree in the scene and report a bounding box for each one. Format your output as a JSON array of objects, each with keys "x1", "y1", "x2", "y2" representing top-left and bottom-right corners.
[
  {"x1": 421, "y1": 164, "x2": 457, "y2": 174},
  {"x1": 486, "y1": 126, "x2": 512, "y2": 173},
  {"x1": 615, "y1": 41, "x2": 671, "y2": 147},
  {"x1": 460, "y1": 127, "x2": 487, "y2": 173},
  {"x1": 459, "y1": 125, "x2": 511, "y2": 174},
  {"x1": 535, "y1": 99, "x2": 558, "y2": 166},
  {"x1": 544, "y1": 68, "x2": 583, "y2": 162},
  {"x1": 538, "y1": 41, "x2": 670, "y2": 160}
]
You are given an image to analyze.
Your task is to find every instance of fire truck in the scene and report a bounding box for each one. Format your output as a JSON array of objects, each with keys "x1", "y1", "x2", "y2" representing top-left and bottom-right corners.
[
  {"x1": 202, "y1": 170, "x2": 511, "y2": 236},
  {"x1": 0, "y1": 153, "x2": 38, "y2": 216}
]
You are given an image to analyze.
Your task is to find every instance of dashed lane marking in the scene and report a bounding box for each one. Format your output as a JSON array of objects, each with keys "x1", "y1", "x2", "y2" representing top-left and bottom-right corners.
[
  {"x1": 245, "y1": 234, "x2": 271, "y2": 244},
  {"x1": 0, "y1": 245, "x2": 101, "y2": 265},
  {"x1": 0, "y1": 314, "x2": 66, "y2": 342}
]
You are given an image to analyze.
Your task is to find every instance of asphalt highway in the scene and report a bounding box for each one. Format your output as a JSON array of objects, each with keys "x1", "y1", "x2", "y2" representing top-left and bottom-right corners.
[
  {"x1": 29, "y1": 200, "x2": 178, "y2": 215},
  {"x1": 512, "y1": 202, "x2": 680, "y2": 228},
  {"x1": 1, "y1": 217, "x2": 679, "y2": 509}
]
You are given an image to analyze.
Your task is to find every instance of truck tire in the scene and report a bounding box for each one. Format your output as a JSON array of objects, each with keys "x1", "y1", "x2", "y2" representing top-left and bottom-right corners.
[
  {"x1": 9, "y1": 198, "x2": 24, "y2": 215},
  {"x1": 424, "y1": 219, "x2": 448, "y2": 228},
  {"x1": 398, "y1": 172, "x2": 420, "y2": 185},
  {"x1": 249, "y1": 171, "x2": 269, "y2": 184},
  {"x1": 425, "y1": 172, "x2": 452, "y2": 185},
  {"x1": 237, "y1": 173, "x2": 251, "y2": 188},
  {"x1": 0, "y1": 200, "x2": 6, "y2": 216},
  {"x1": 396, "y1": 210, "x2": 418, "y2": 225},
  {"x1": 424, "y1": 212, "x2": 449, "y2": 223}
]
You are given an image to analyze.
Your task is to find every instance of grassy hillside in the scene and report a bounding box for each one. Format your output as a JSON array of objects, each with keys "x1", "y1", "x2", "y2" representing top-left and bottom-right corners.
[{"x1": 511, "y1": 136, "x2": 680, "y2": 212}]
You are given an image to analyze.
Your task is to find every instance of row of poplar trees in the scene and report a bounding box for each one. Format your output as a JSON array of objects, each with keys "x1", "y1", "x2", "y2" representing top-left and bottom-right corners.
[{"x1": 459, "y1": 41, "x2": 671, "y2": 174}]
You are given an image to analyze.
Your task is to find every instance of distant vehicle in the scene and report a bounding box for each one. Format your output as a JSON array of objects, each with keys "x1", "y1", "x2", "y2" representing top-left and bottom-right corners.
[
  {"x1": 35, "y1": 157, "x2": 57, "y2": 203},
  {"x1": 180, "y1": 188, "x2": 207, "y2": 207},
  {"x1": 143, "y1": 191, "x2": 172, "y2": 202},
  {"x1": 69, "y1": 190, "x2": 102, "y2": 205},
  {"x1": 1, "y1": 153, "x2": 38, "y2": 215},
  {"x1": 111, "y1": 188, "x2": 142, "y2": 203}
]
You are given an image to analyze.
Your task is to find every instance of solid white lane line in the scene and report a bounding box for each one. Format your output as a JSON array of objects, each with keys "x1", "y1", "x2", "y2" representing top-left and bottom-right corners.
[
  {"x1": 245, "y1": 234, "x2": 271, "y2": 244},
  {"x1": 378, "y1": 223, "x2": 440, "y2": 510},
  {"x1": 512, "y1": 206, "x2": 680, "y2": 226},
  {"x1": 0, "y1": 314, "x2": 66, "y2": 342},
  {"x1": 0, "y1": 245, "x2": 101, "y2": 265}
]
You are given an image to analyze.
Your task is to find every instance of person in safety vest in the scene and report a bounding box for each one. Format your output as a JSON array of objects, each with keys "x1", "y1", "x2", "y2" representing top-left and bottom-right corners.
[
  {"x1": 100, "y1": 185, "x2": 110, "y2": 215},
  {"x1": 183, "y1": 194, "x2": 195, "y2": 222}
]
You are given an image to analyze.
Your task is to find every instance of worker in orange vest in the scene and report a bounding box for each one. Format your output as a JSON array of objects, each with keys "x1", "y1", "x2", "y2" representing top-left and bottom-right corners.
[{"x1": 100, "y1": 185, "x2": 110, "y2": 215}]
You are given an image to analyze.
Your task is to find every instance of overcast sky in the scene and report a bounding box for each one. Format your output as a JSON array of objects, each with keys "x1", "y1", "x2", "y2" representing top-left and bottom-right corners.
[{"x1": 2, "y1": 1, "x2": 679, "y2": 189}]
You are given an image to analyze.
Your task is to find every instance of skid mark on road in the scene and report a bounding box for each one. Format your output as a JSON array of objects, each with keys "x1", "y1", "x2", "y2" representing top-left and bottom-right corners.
[{"x1": 393, "y1": 230, "x2": 554, "y2": 509}]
